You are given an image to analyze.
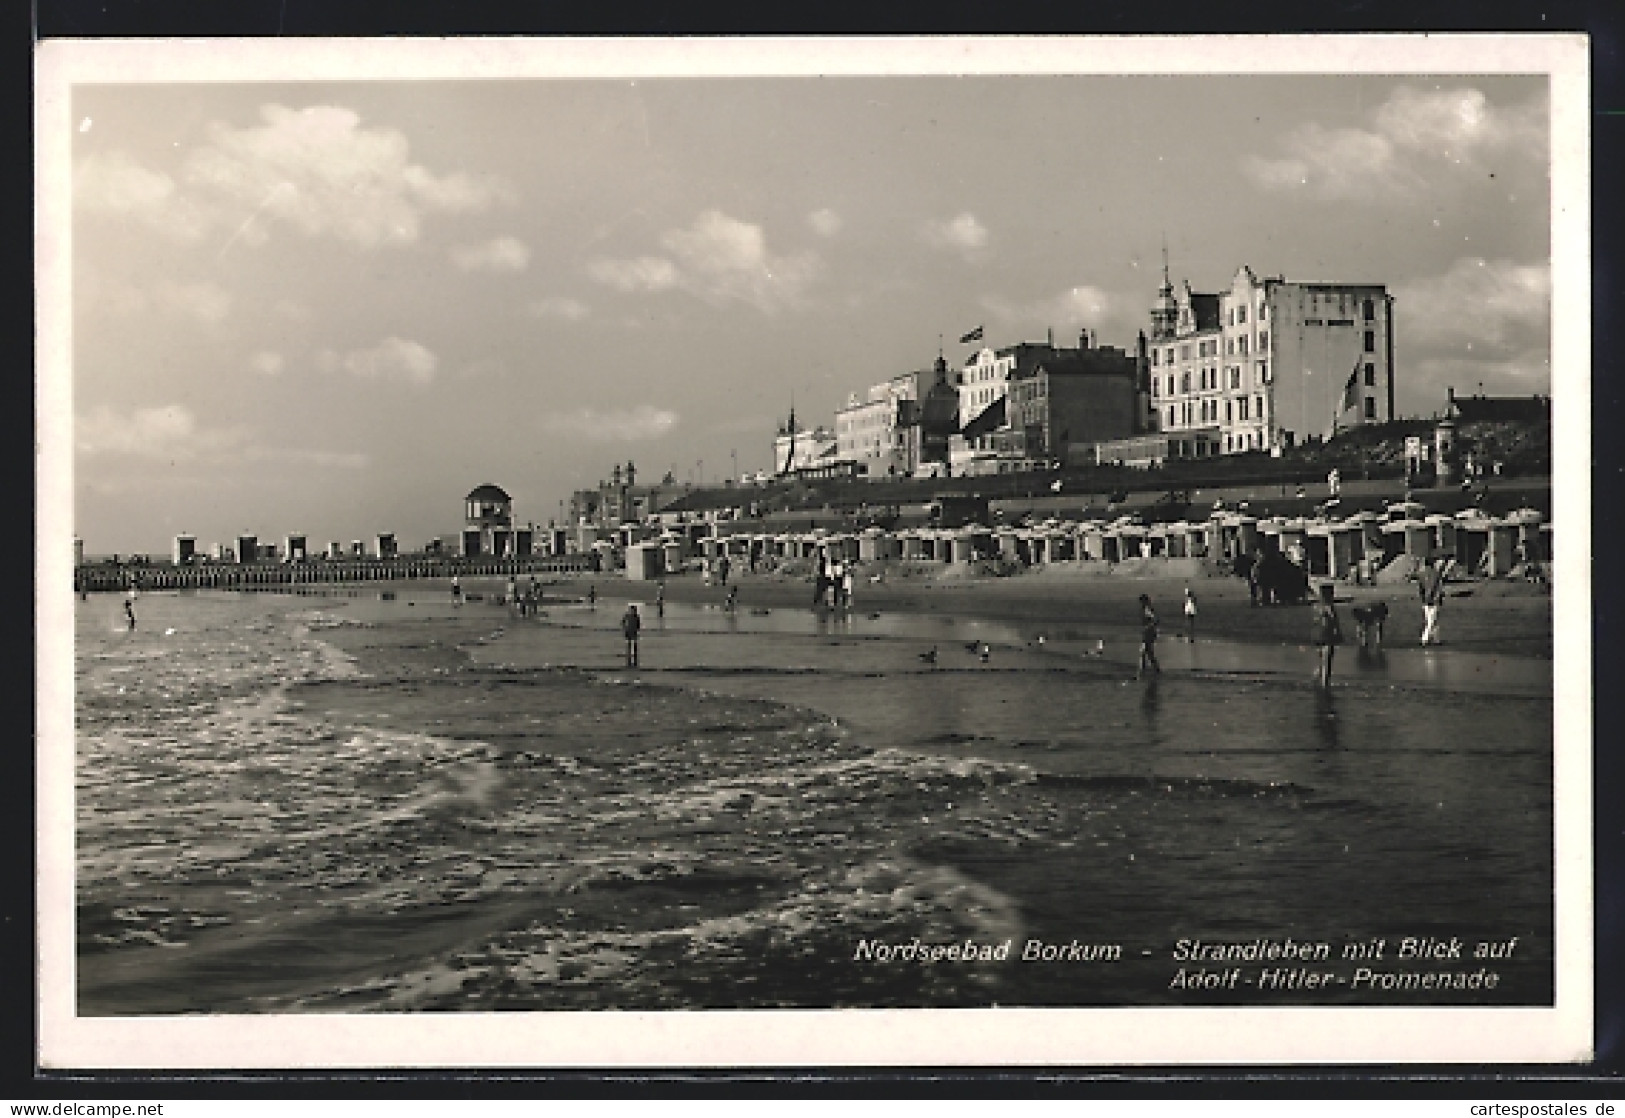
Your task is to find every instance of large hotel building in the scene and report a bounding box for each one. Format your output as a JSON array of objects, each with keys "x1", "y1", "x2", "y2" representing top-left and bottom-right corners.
[{"x1": 1146, "y1": 264, "x2": 1395, "y2": 456}]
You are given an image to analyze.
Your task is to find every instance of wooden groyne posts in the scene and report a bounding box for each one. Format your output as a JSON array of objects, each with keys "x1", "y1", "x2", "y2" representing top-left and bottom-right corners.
[{"x1": 74, "y1": 555, "x2": 595, "y2": 593}]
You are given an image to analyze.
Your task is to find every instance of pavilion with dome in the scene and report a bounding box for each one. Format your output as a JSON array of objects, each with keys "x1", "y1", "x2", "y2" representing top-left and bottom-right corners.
[{"x1": 460, "y1": 483, "x2": 533, "y2": 557}]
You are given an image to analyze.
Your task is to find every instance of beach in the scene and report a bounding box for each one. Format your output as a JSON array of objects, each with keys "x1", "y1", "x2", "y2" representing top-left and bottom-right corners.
[{"x1": 74, "y1": 566, "x2": 1554, "y2": 1013}]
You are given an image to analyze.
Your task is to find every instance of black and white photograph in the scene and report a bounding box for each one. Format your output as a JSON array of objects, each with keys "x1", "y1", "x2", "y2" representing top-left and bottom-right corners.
[{"x1": 36, "y1": 35, "x2": 1592, "y2": 1068}]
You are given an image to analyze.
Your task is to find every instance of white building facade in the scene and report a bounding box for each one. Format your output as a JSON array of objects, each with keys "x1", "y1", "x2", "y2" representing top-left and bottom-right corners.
[
  {"x1": 1148, "y1": 265, "x2": 1394, "y2": 453},
  {"x1": 834, "y1": 373, "x2": 919, "y2": 477}
]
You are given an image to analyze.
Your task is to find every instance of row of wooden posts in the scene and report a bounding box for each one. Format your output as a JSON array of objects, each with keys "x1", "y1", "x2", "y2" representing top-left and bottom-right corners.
[{"x1": 74, "y1": 554, "x2": 594, "y2": 593}]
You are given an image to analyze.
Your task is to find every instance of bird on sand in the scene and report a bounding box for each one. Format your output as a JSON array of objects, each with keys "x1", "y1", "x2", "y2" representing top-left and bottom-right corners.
[
  {"x1": 963, "y1": 640, "x2": 983, "y2": 654},
  {"x1": 918, "y1": 647, "x2": 938, "y2": 664}
]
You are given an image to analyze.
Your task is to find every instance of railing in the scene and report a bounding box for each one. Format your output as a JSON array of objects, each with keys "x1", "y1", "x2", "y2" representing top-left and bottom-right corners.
[{"x1": 73, "y1": 553, "x2": 594, "y2": 593}]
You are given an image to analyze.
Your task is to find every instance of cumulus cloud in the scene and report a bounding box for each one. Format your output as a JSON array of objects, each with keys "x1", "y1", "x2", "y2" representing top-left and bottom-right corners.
[
  {"x1": 1392, "y1": 257, "x2": 1550, "y2": 400},
  {"x1": 537, "y1": 405, "x2": 678, "y2": 442},
  {"x1": 588, "y1": 210, "x2": 819, "y2": 313},
  {"x1": 451, "y1": 235, "x2": 531, "y2": 272},
  {"x1": 529, "y1": 296, "x2": 591, "y2": 320},
  {"x1": 1242, "y1": 84, "x2": 1546, "y2": 201},
  {"x1": 318, "y1": 337, "x2": 439, "y2": 385},
  {"x1": 808, "y1": 208, "x2": 843, "y2": 237},
  {"x1": 76, "y1": 104, "x2": 513, "y2": 249},
  {"x1": 921, "y1": 212, "x2": 990, "y2": 257},
  {"x1": 981, "y1": 283, "x2": 1124, "y2": 339},
  {"x1": 249, "y1": 350, "x2": 285, "y2": 376}
]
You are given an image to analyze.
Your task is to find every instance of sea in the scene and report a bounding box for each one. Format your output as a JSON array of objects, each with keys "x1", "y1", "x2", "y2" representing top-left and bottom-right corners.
[{"x1": 72, "y1": 582, "x2": 1555, "y2": 1014}]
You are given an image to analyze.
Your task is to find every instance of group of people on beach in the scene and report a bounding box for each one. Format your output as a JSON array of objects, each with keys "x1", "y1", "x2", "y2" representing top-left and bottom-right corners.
[
  {"x1": 1134, "y1": 553, "x2": 1456, "y2": 689},
  {"x1": 813, "y1": 549, "x2": 856, "y2": 611}
]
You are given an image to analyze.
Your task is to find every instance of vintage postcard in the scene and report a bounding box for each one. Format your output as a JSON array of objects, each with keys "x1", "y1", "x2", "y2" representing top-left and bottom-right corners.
[{"x1": 36, "y1": 35, "x2": 1591, "y2": 1068}]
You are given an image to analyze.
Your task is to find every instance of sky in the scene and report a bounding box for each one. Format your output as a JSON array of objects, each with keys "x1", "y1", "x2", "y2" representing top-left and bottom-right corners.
[{"x1": 66, "y1": 70, "x2": 1552, "y2": 554}]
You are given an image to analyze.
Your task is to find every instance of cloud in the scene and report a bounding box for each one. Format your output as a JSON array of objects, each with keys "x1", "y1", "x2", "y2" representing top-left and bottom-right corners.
[
  {"x1": 75, "y1": 404, "x2": 239, "y2": 461},
  {"x1": 588, "y1": 210, "x2": 819, "y2": 313},
  {"x1": 808, "y1": 208, "x2": 843, "y2": 237},
  {"x1": 249, "y1": 350, "x2": 285, "y2": 376},
  {"x1": 451, "y1": 235, "x2": 531, "y2": 272},
  {"x1": 537, "y1": 405, "x2": 678, "y2": 442},
  {"x1": 103, "y1": 278, "x2": 232, "y2": 324},
  {"x1": 1395, "y1": 257, "x2": 1549, "y2": 349},
  {"x1": 921, "y1": 212, "x2": 989, "y2": 257},
  {"x1": 75, "y1": 403, "x2": 366, "y2": 471},
  {"x1": 981, "y1": 283, "x2": 1124, "y2": 338},
  {"x1": 1394, "y1": 257, "x2": 1550, "y2": 402},
  {"x1": 529, "y1": 296, "x2": 591, "y2": 320},
  {"x1": 1242, "y1": 85, "x2": 1546, "y2": 201},
  {"x1": 319, "y1": 337, "x2": 438, "y2": 385},
  {"x1": 76, "y1": 104, "x2": 513, "y2": 249},
  {"x1": 587, "y1": 255, "x2": 680, "y2": 293}
]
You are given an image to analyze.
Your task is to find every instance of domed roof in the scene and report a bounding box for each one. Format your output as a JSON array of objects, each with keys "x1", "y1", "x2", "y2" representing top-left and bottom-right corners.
[{"x1": 466, "y1": 483, "x2": 512, "y2": 502}]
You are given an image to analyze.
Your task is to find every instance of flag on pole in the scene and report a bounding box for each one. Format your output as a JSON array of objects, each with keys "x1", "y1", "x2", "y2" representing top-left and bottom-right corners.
[
  {"x1": 959, "y1": 325, "x2": 984, "y2": 344},
  {"x1": 1329, "y1": 355, "x2": 1363, "y2": 435}
]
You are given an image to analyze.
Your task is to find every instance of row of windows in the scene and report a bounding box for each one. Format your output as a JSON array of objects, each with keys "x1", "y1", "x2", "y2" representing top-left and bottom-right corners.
[
  {"x1": 1165, "y1": 395, "x2": 1268, "y2": 429},
  {"x1": 1153, "y1": 331, "x2": 1271, "y2": 366},
  {"x1": 1154, "y1": 363, "x2": 1267, "y2": 398}
]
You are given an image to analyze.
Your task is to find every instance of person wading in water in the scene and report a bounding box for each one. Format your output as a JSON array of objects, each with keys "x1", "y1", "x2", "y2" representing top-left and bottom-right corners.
[{"x1": 1136, "y1": 594, "x2": 1161, "y2": 679}]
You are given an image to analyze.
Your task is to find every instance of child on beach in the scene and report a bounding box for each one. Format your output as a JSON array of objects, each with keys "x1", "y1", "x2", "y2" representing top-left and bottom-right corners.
[
  {"x1": 621, "y1": 603, "x2": 642, "y2": 667},
  {"x1": 1182, "y1": 587, "x2": 1197, "y2": 641},
  {"x1": 1137, "y1": 594, "x2": 1160, "y2": 678},
  {"x1": 1312, "y1": 582, "x2": 1343, "y2": 688}
]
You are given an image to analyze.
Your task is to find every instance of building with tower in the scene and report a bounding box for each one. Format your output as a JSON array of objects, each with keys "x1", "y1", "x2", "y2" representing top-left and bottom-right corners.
[{"x1": 1142, "y1": 260, "x2": 1395, "y2": 455}]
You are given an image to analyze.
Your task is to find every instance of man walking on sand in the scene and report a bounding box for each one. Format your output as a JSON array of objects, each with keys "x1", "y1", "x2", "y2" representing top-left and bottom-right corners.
[
  {"x1": 1419, "y1": 555, "x2": 1448, "y2": 646},
  {"x1": 1312, "y1": 582, "x2": 1343, "y2": 688},
  {"x1": 1182, "y1": 587, "x2": 1198, "y2": 641},
  {"x1": 621, "y1": 603, "x2": 642, "y2": 667},
  {"x1": 1137, "y1": 594, "x2": 1161, "y2": 678}
]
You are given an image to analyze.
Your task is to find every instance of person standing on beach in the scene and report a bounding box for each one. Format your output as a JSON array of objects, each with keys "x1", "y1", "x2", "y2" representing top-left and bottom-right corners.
[
  {"x1": 1312, "y1": 582, "x2": 1342, "y2": 687},
  {"x1": 621, "y1": 603, "x2": 642, "y2": 667},
  {"x1": 124, "y1": 588, "x2": 137, "y2": 631},
  {"x1": 506, "y1": 577, "x2": 518, "y2": 616},
  {"x1": 842, "y1": 565, "x2": 855, "y2": 611},
  {"x1": 726, "y1": 585, "x2": 738, "y2": 613},
  {"x1": 1137, "y1": 594, "x2": 1161, "y2": 678},
  {"x1": 1182, "y1": 587, "x2": 1198, "y2": 641},
  {"x1": 451, "y1": 575, "x2": 462, "y2": 606},
  {"x1": 1246, "y1": 547, "x2": 1263, "y2": 607},
  {"x1": 656, "y1": 580, "x2": 666, "y2": 618},
  {"x1": 587, "y1": 584, "x2": 597, "y2": 609}
]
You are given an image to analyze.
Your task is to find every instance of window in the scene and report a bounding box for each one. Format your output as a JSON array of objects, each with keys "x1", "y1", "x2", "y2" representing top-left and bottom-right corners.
[
  {"x1": 1150, "y1": 378, "x2": 1158, "y2": 398},
  {"x1": 1259, "y1": 331, "x2": 1268, "y2": 350},
  {"x1": 1181, "y1": 372, "x2": 1191, "y2": 393},
  {"x1": 1238, "y1": 396, "x2": 1249, "y2": 420},
  {"x1": 1181, "y1": 344, "x2": 1191, "y2": 360},
  {"x1": 1226, "y1": 337, "x2": 1234, "y2": 356},
  {"x1": 1152, "y1": 350, "x2": 1160, "y2": 367},
  {"x1": 1364, "y1": 397, "x2": 1377, "y2": 420},
  {"x1": 1259, "y1": 302, "x2": 1267, "y2": 321},
  {"x1": 1167, "y1": 375, "x2": 1175, "y2": 396},
  {"x1": 1364, "y1": 329, "x2": 1376, "y2": 353},
  {"x1": 1238, "y1": 305, "x2": 1247, "y2": 324},
  {"x1": 1364, "y1": 363, "x2": 1375, "y2": 387},
  {"x1": 1238, "y1": 336, "x2": 1248, "y2": 356},
  {"x1": 1255, "y1": 394, "x2": 1264, "y2": 418},
  {"x1": 1224, "y1": 400, "x2": 1232, "y2": 422},
  {"x1": 1363, "y1": 298, "x2": 1375, "y2": 322}
]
